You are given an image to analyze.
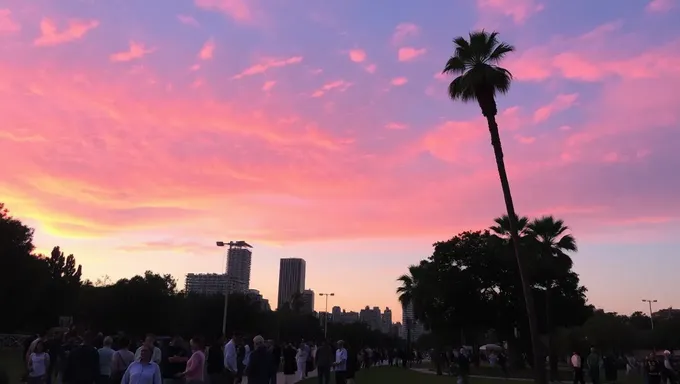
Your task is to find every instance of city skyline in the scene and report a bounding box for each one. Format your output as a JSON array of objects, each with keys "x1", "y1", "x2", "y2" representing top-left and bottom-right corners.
[{"x1": 2, "y1": 0, "x2": 679, "y2": 321}]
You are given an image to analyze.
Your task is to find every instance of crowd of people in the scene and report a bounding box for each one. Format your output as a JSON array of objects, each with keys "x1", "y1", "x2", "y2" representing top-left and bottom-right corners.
[
  {"x1": 569, "y1": 348, "x2": 678, "y2": 384},
  {"x1": 20, "y1": 328, "x2": 416, "y2": 384}
]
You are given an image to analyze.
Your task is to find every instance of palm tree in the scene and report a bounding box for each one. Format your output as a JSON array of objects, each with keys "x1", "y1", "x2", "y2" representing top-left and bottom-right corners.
[
  {"x1": 444, "y1": 31, "x2": 545, "y2": 384},
  {"x1": 397, "y1": 265, "x2": 419, "y2": 352},
  {"x1": 527, "y1": 216, "x2": 577, "y2": 381}
]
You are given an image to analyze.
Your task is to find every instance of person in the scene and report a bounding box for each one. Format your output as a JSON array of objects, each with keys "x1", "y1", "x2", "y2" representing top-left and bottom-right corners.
[
  {"x1": 224, "y1": 333, "x2": 241, "y2": 384},
  {"x1": 295, "y1": 342, "x2": 308, "y2": 382},
  {"x1": 603, "y1": 353, "x2": 617, "y2": 383},
  {"x1": 244, "y1": 336, "x2": 271, "y2": 384},
  {"x1": 121, "y1": 345, "x2": 162, "y2": 384},
  {"x1": 28, "y1": 340, "x2": 50, "y2": 384},
  {"x1": 497, "y1": 350, "x2": 508, "y2": 378},
  {"x1": 97, "y1": 336, "x2": 115, "y2": 384},
  {"x1": 282, "y1": 342, "x2": 297, "y2": 384},
  {"x1": 266, "y1": 340, "x2": 281, "y2": 384},
  {"x1": 176, "y1": 337, "x2": 206, "y2": 384},
  {"x1": 315, "y1": 340, "x2": 333, "y2": 384},
  {"x1": 586, "y1": 347, "x2": 601, "y2": 384},
  {"x1": 645, "y1": 353, "x2": 662, "y2": 384},
  {"x1": 333, "y1": 340, "x2": 348, "y2": 384},
  {"x1": 457, "y1": 348, "x2": 470, "y2": 384},
  {"x1": 135, "y1": 335, "x2": 162, "y2": 365},
  {"x1": 64, "y1": 331, "x2": 99, "y2": 384},
  {"x1": 663, "y1": 351, "x2": 676, "y2": 384},
  {"x1": 571, "y1": 351, "x2": 585, "y2": 384},
  {"x1": 162, "y1": 336, "x2": 189, "y2": 384},
  {"x1": 206, "y1": 339, "x2": 224, "y2": 384},
  {"x1": 111, "y1": 337, "x2": 136, "y2": 384},
  {"x1": 345, "y1": 343, "x2": 358, "y2": 384}
]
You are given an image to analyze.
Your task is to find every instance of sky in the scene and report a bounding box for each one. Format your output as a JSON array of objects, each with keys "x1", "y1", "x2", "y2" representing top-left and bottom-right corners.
[{"x1": 1, "y1": 0, "x2": 679, "y2": 321}]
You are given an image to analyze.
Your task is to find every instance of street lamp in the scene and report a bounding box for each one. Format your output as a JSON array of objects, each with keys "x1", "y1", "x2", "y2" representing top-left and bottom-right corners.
[
  {"x1": 319, "y1": 292, "x2": 335, "y2": 338},
  {"x1": 216, "y1": 240, "x2": 252, "y2": 336},
  {"x1": 642, "y1": 299, "x2": 658, "y2": 330}
]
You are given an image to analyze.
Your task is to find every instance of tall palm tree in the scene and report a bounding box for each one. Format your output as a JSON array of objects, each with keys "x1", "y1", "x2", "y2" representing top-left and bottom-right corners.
[
  {"x1": 444, "y1": 31, "x2": 545, "y2": 384},
  {"x1": 397, "y1": 265, "x2": 419, "y2": 352},
  {"x1": 527, "y1": 216, "x2": 577, "y2": 380}
]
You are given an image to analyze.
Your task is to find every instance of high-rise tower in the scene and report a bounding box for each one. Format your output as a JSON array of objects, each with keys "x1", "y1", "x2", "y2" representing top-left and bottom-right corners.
[{"x1": 277, "y1": 258, "x2": 306, "y2": 310}]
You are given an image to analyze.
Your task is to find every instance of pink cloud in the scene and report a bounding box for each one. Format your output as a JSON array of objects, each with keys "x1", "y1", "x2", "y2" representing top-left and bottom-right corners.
[
  {"x1": 311, "y1": 80, "x2": 352, "y2": 98},
  {"x1": 365, "y1": 64, "x2": 377, "y2": 74},
  {"x1": 390, "y1": 77, "x2": 408, "y2": 86},
  {"x1": 348, "y1": 49, "x2": 366, "y2": 63},
  {"x1": 198, "y1": 39, "x2": 215, "y2": 60},
  {"x1": 33, "y1": 18, "x2": 99, "y2": 47},
  {"x1": 385, "y1": 122, "x2": 407, "y2": 130},
  {"x1": 110, "y1": 41, "x2": 155, "y2": 62},
  {"x1": 477, "y1": 0, "x2": 544, "y2": 24},
  {"x1": 262, "y1": 80, "x2": 276, "y2": 91},
  {"x1": 515, "y1": 135, "x2": 536, "y2": 144},
  {"x1": 194, "y1": 0, "x2": 253, "y2": 22},
  {"x1": 177, "y1": 14, "x2": 200, "y2": 27},
  {"x1": 397, "y1": 47, "x2": 426, "y2": 62},
  {"x1": 533, "y1": 93, "x2": 579, "y2": 123},
  {"x1": 0, "y1": 9, "x2": 21, "y2": 34},
  {"x1": 232, "y1": 56, "x2": 303, "y2": 79},
  {"x1": 391, "y1": 22, "x2": 419, "y2": 45},
  {"x1": 646, "y1": 0, "x2": 674, "y2": 12}
]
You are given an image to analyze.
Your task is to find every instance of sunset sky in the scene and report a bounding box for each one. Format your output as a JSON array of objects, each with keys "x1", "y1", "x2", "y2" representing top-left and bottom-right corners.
[{"x1": 2, "y1": 0, "x2": 679, "y2": 320}]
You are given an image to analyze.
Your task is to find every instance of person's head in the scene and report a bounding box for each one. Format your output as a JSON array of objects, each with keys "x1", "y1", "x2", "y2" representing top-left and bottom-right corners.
[
  {"x1": 119, "y1": 336, "x2": 130, "y2": 350},
  {"x1": 34, "y1": 340, "x2": 45, "y2": 353},
  {"x1": 253, "y1": 335, "x2": 264, "y2": 348},
  {"x1": 232, "y1": 332, "x2": 241, "y2": 343},
  {"x1": 190, "y1": 336, "x2": 204, "y2": 352},
  {"x1": 144, "y1": 334, "x2": 155, "y2": 348},
  {"x1": 172, "y1": 335, "x2": 183, "y2": 346},
  {"x1": 590, "y1": 347, "x2": 596, "y2": 353},
  {"x1": 139, "y1": 345, "x2": 152, "y2": 363},
  {"x1": 337, "y1": 340, "x2": 345, "y2": 349},
  {"x1": 83, "y1": 331, "x2": 96, "y2": 346},
  {"x1": 103, "y1": 336, "x2": 113, "y2": 347}
]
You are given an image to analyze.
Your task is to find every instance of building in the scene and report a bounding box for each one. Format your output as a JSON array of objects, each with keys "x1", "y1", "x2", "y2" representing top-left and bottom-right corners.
[
  {"x1": 185, "y1": 273, "x2": 247, "y2": 295},
  {"x1": 332, "y1": 306, "x2": 342, "y2": 322},
  {"x1": 302, "y1": 289, "x2": 315, "y2": 314},
  {"x1": 277, "y1": 258, "x2": 306, "y2": 310},
  {"x1": 382, "y1": 307, "x2": 393, "y2": 333},
  {"x1": 401, "y1": 302, "x2": 425, "y2": 341},
  {"x1": 246, "y1": 289, "x2": 271, "y2": 311},
  {"x1": 360, "y1": 306, "x2": 383, "y2": 331},
  {"x1": 225, "y1": 242, "x2": 253, "y2": 290}
]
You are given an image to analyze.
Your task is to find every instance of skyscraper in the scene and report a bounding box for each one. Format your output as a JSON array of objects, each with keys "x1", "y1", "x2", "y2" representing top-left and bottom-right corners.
[
  {"x1": 301, "y1": 289, "x2": 315, "y2": 314},
  {"x1": 277, "y1": 258, "x2": 306, "y2": 310},
  {"x1": 225, "y1": 243, "x2": 252, "y2": 290}
]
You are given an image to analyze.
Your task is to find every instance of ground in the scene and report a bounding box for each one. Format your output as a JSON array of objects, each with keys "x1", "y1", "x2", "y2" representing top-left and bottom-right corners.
[{"x1": 0, "y1": 348, "x2": 22, "y2": 383}]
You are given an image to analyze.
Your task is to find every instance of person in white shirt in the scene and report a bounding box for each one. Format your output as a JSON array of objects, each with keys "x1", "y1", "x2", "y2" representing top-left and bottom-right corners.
[
  {"x1": 98, "y1": 336, "x2": 115, "y2": 381},
  {"x1": 296, "y1": 342, "x2": 308, "y2": 381},
  {"x1": 571, "y1": 351, "x2": 584, "y2": 384},
  {"x1": 135, "y1": 334, "x2": 162, "y2": 365},
  {"x1": 122, "y1": 345, "x2": 162, "y2": 384},
  {"x1": 27, "y1": 340, "x2": 50, "y2": 384},
  {"x1": 333, "y1": 340, "x2": 348, "y2": 384},
  {"x1": 223, "y1": 333, "x2": 240, "y2": 384}
]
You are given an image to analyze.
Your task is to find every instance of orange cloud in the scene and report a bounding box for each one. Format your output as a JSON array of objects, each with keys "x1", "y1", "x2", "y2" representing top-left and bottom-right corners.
[
  {"x1": 177, "y1": 14, "x2": 200, "y2": 27},
  {"x1": 533, "y1": 93, "x2": 579, "y2": 123},
  {"x1": 397, "y1": 47, "x2": 426, "y2": 62},
  {"x1": 199, "y1": 39, "x2": 215, "y2": 60},
  {"x1": 262, "y1": 80, "x2": 276, "y2": 91},
  {"x1": 390, "y1": 77, "x2": 408, "y2": 86},
  {"x1": 311, "y1": 80, "x2": 352, "y2": 98},
  {"x1": 646, "y1": 0, "x2": 674, "y2": 12},
  {"x1": 194, "y1": 0, "x2": 253, "y2": 22},
  {"x1": 348, "y1": 49, "x2": 366, "y2": 63},
  {"x1": 391, "y1": 22, "x2": 419, "y2": 45},
  {"x1": 232, "y1": 56, "x2": 303, "y2": 79},
  {"x1": 0, "y1": 9, "x2": 20, "y2": 34},
  {"x1": 33, "y1": 18, "x2": 99, "y2": 47},
  {"x1": 477, "y1": 0, "x2": 544, "y2": 24},
  {"x1": 110, "y1": 41, "x2": 155, "y2": 62}
]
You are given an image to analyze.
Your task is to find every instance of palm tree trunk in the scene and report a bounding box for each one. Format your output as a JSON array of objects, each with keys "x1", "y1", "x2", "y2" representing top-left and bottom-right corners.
[{"x1": 486, "y1": 114, "x2": 546, "y2": 384}]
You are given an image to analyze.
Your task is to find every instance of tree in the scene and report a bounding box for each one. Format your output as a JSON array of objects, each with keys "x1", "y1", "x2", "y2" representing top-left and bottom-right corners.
[{"x1": 443, "y1": 31, "x2": 543, "y2": 384}]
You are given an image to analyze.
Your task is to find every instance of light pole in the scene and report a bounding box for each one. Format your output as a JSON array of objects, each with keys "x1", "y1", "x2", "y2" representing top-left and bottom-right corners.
[
  {"x1": 642, "y1": 299, "x2": 658, "y2": 330},
  {"x1": 319, "y1": 292, "x2": 334, "y2": 338},
  {"x1": 216, "y1": 240, "x2": 252, "y2": 336}
]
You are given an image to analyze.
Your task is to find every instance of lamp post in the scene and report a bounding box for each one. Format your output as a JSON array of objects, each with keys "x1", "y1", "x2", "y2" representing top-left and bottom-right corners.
[
  {"x1": 319, "y1": 292, "x2": 334, "y2": 338},
  {"x1": 642, "y1": 299, "x2": 658, "y2": 330},
  {"x1": 216, "y1": 240, "x2": 252, "y2": 336}
]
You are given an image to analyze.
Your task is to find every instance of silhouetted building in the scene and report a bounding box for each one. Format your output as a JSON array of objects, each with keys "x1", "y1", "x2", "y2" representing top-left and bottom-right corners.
[{"x1": 277, "y1": 258, "x2": 306, "y2": 310}]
